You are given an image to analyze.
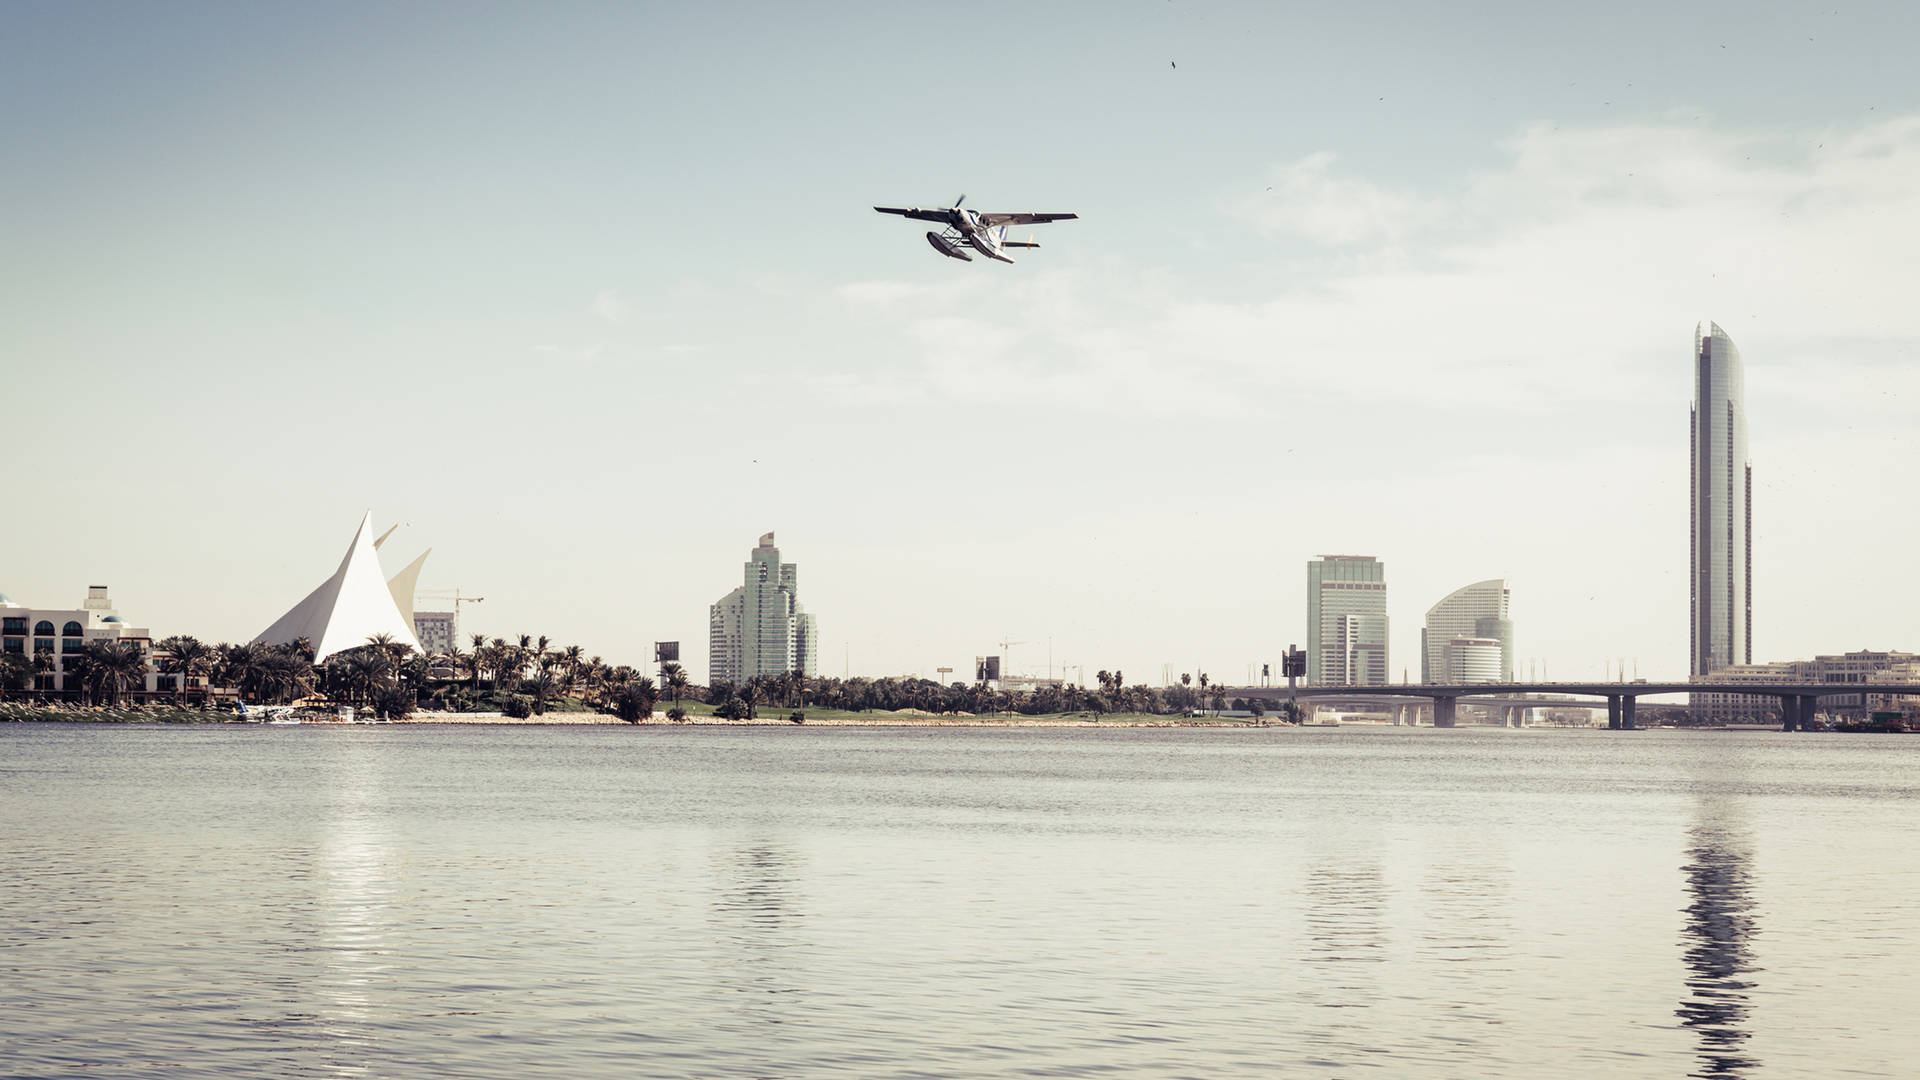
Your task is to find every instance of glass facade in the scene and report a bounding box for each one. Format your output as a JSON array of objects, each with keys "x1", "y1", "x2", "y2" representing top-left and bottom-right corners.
[
  {"x1": 709, "y1": 533, "x2": 820, "y2": 684},
  {"x1": 1421, "y1": 579, "x2": 1512, "y2": 683},
  {"x1": 1691, "y1": 323, "x2": 1751, "y2": 676},
  {"x1": 1307, "y1": 556, "x2": 1387, "y2": 686}
]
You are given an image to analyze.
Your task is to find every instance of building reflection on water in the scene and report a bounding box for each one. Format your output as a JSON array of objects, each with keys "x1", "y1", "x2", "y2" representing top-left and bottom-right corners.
[
  {"x1": 709, "y1": 840, "x2": 811, "y2": 1024},
  {"x1": 1676, "y1": 799, "x2": 1761, "y2": 1079}
]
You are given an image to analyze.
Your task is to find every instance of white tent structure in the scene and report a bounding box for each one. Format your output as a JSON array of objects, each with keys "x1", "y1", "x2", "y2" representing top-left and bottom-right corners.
[
  {"x1": 254, "y1": 511, "x2": 424, "y2": 664},
  {"x1": 386, "y1": 548, "x2": 430, "y2": 627}
]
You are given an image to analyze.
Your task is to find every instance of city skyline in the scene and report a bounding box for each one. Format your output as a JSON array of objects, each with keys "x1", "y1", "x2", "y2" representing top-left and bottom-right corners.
[{"x1": 5, "y1": 5, "x2": 1918, "y2": 683}]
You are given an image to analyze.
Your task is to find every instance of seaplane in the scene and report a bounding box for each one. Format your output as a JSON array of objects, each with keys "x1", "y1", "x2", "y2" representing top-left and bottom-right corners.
[
  {"x1": 874, "y1": 196, "x2": 1078, "y2": 264},
  {"x1": 235, "y1": 702, "x2": 301, "y2": 724}
]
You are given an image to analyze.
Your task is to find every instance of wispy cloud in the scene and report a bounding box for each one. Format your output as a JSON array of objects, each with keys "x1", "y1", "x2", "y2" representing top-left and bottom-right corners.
[
  {"x1": 591, "y1": 289, "x2": 628, "y2": 324},
  {"x1": 1228, "y1": 150, "x2": 1433, "y2": 246},
  {"x1": 824, "y1": 115, "x2": 1920, "y2": 429}
]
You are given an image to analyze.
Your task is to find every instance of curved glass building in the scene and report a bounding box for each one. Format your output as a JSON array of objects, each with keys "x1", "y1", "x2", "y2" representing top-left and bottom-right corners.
[
  {"x1": 1421, "y1": 579, "x2": 1512, "y2": 683},
  {"x1": 1691, "y1": 322, "x2": 1751, "y2": 676}
]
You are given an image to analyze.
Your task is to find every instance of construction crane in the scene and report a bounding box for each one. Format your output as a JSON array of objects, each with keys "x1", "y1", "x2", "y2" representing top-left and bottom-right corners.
[
  {"x1": 998, "y1": 636, "x2": 1030, "y2": 679},
  {"x1": 416, "y1": 588, "x2": 485, "y2": 629}
]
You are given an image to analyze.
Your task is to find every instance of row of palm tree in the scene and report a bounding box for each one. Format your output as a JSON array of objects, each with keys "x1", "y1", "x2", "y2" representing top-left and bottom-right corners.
[
  {"x1": 16, "y1": 631, "x2": 1259, "y2": 722},
  {"x1": 21, "y1": 630, "x2": 653, "y2": 718},
  {"x1": 690, "y1": 673, "x2": 1257, "y2": 719}
]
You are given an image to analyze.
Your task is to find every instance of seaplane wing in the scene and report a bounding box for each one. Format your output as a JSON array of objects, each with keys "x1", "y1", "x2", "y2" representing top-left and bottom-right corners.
[
  {"x1": 873, "y1": 206, "x2": 958, "y2": 223},
  {"x1": 976, "y1": 212, "x2": 1079, "y2": 226}
]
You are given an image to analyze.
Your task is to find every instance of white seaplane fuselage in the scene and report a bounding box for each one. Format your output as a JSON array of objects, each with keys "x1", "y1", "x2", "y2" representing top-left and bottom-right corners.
[{"x1": 926, "y1": 209, "x2": 1015, "y2": 263}]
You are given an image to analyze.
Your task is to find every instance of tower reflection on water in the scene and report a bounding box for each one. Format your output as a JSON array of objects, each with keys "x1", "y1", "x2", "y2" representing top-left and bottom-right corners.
[
  {"x1": 1676, "y1": 799, "x2": 1761, "y2": 1080},
  {"x1": 711, "y1": 841, "x2": 811, "y2": 1026}
]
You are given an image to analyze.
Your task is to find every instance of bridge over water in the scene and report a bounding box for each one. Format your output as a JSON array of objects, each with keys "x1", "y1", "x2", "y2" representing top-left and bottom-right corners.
[{"x1": 1232, "y1": 681, "x2": 1918, "y2": 730}]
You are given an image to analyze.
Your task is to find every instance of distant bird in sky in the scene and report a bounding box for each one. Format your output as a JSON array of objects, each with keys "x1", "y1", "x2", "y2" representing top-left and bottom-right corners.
[{"x1": 1170, "y1": 60, "x2": 1176, "y2": 68}]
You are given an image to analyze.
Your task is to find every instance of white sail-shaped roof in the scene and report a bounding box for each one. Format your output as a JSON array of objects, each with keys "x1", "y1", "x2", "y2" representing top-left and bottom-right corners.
[
  {"x1": 387, "y1": 548, "x2": 430, "y2": 628},
  {"x1": 254, "y1": 511, "x2": 423, "y2": 663}
]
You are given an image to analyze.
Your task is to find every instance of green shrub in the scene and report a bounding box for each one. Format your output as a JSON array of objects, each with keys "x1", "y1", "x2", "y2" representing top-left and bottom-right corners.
[{"x1": 502, "y1": 694, "x2": 534, "y2": 719}]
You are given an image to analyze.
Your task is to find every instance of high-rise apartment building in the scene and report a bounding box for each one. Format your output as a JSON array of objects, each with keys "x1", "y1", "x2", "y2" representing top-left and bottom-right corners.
[
  {"x1": 1422, "y1": 579, "x2": 1512, "y2": 683},
  {"x1": 1307, "y1": 555, "x2": 1387, "y2": 686},
  {"x1": 413, "y1": 610, "x2": 456, "y2": 657},
  {"x1": 709, "y1": 532, "x2": 819, "y2": 685},
  {"x1": 1691, "y1": 322, "x2": 1751, "y2": 678}
]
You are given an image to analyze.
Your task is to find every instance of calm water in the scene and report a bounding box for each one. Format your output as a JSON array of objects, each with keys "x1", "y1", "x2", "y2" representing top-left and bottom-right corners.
[{"x1": 3, "y1": 723, "x2": 1917, "y2": 1078}]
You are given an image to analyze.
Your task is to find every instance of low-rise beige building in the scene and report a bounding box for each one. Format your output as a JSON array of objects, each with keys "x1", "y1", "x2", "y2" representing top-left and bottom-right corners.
[{"x1": 1, "y1": 585, "x2": 169, "y2": 699}]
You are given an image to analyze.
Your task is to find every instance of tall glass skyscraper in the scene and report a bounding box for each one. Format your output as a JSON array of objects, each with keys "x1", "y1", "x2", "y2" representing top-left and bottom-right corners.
[
  {"x1": 709, "y1": 532, "x2": 819, "y2": 684},
  {"x1": 1307, "y1": 555, "x2": 1387, "y2": 686},
  {"x1": 1691, "y1": 322, "x2": 1751, "y2": 676}
]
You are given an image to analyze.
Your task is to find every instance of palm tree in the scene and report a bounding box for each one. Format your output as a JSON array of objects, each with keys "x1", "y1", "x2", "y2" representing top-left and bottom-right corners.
[
  {"x1": 612, "y1": 677, "x2": 658, "y2": 723},
  {"x1": 366, "y1": 632, "x2": 412, "y2": 669},
  {"x1": 86, "y1": 641, "x2": 149, "y2": 707},
  {"x1": 495, "y1": 637, "x2": 519, "y2": 691},
  {"x1": 157, "y1": 635, "x2": 215, "y2": 705},
  {"x1": 61, "y1": 649, "x2": 96, "y2": 704},
  {"x1": 0, "y1": 652, "x2": 31, "y2": 701},
  {"x1": 262, "y1": 651, "x2": 315, "y2": 704},
  {"x1": 738, "y1": 678, "x2": 760, "y2": 720},
  {"x1": 342, "y1": 648, "x2": 393, "y2": 706},
  {"x1": 220, "y1": 642, "x2": 277, "y2": 704},
  {"x1": 468, "y1": 633, "x2": 488, "y2": 692},
  {"x1": 399, "y1": 653, "x2": 431, "y2": 698},
  {"x1": 590, "y1": 665, "x2": 626, "y2": 711},
  {"x1": 561, "y1": 645, "x2": 584, "y2": 694},
  {"x1": 31, "y1": 649, "x2": 58, "y2": 699},
  {"x1": 373, "y1": 685, "x2": 414, "y2": 722},
  {"x1": 528, "y1": 670, "x2": 559, "y2": 715},
  {"x1": 576, "y1": 660, "x2": 603, "y2": 706},
  {"x1": 662, "y1": 662, "x2": 689, "y2": 710},
  {"x1": 579, "y1": 656, "x2": 602, "y2": 703}
]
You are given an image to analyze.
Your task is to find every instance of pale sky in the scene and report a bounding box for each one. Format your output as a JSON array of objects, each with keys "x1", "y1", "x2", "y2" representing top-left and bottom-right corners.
[{"x1": 5, "y1": 1, "x2": 1916, "y2": 685}]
